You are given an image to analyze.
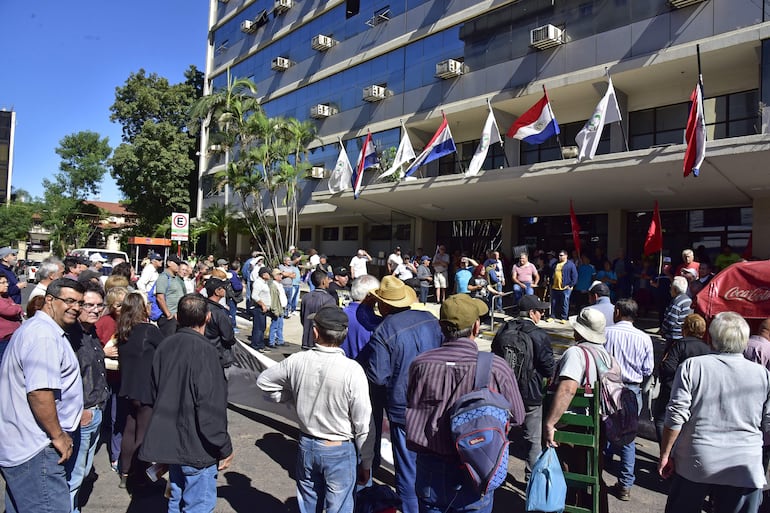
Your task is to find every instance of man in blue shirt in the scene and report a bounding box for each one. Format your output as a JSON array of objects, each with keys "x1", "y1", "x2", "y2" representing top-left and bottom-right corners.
[
  {"x1": 454, "y1": 257, "x2": 477, "y2": 295},
  {"x1": 0, "y1": 247, "x2": 26, "y2": 304}
]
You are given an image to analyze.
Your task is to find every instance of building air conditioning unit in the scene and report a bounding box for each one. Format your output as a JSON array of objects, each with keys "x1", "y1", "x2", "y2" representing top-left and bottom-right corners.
[
  {"x1": 363, "y1": 85, "x2": 386, "y2": 102},
  {"x1": 669, "y1": 0, "x2": 706, "y2": 7},
  {"x1": 240, "y1": 20, "x2": 257, "y2": 33},
  {"x1": 274, "y1": 0, "x2": 292, "y2": 12},
  {"x1": 312, "y1": 34, "x2": 336, "y2": 51},
  {"x1": 530, "y1": 24, "x2": 563, "y2": 50},
  {"x1": 310, "y1": 167, "x2": 326, "y2": 179},
  {"x1": 435, "y1": 59, "x2": 464, "y2": 79},
  {"x1": 310, "y1": 104, "x2": 338, "y2": 119},
  {"x1": 271, "y1": 57, "x2": 292, "y2": 71}
]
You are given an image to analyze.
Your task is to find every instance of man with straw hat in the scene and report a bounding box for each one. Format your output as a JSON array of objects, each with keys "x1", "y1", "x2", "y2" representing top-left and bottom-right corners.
[{"x1": 358, "y1": 276, "x2": 443, "y2": 513}]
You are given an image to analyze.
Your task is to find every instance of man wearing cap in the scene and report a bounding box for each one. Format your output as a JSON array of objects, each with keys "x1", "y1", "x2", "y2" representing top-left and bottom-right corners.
[
  {"x1": 0, "y1": 247, "x2": 26, "y2": 304},
  {"x1": 300, "y1": 270, "x2": 337, "y2": 350},
  {"x1": 545, "y1": 307, "x2": 611, "y2": 511},
  {"x1": 588, "y1": 281, "x2": 615, "y2": 328},
  {"x1": 137, "y1": 252, "x2": 163, "y2": 293},
  {"x1": 407, "y1": 294, "x2": 524, "y2": 513},
  {"x1": 203, "y1": 278, "x2": 237, "y2": 372},
  {"x1": 603, "y1": 298, "x2": 653, "y2": 501},
  {"x1": 492, "y1": 294, "x2": 555, "y2": 481},
  {"x1": 88, "y1": 253, "x2": 107, "y2": 275},
  {"x1": 358, "y1": 276, "x2": 443, "y2": 513},
  {"x1": 258, "y1": 306, "x2": 371, "y2": 513},
  {"x1": 155, "y1": 255, "x2": 187, "y2": 337},
  {"x1": 328, "y1": 266, "x2": 352, "y2": 307},
  {"x1": 0, "y1": 278, "x2": 85, "y2": 512},
  {"x1": 416, "y1": 256, "x2": 433, "y2": 304}
]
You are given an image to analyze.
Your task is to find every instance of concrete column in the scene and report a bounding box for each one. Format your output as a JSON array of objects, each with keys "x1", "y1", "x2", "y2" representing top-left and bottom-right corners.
[
  {"x1": 606, "y1": 209, "x2": 628, "y2": 260},
  {"x1": 501, "y1": 215, "x2": 520, "y2": 258},
  {"x1": 414, "y1": 217, "x2": 436, "y2": 251},
  {"x1": 752, "y1": 196, "x2": 770, "y2": 259}
]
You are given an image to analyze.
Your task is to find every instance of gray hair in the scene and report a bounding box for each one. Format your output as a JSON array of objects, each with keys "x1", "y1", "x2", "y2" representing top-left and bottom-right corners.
[
  {"x1": 37, "y1": 261, "x2": 62, "y2": 281},
  {"x1": 351, "y1": 275, "x2": 381, "y2": 302},
  {"x1": 682, "y1": 249, "x2": 694, "y2": 258},
  {"x1": 672, "y1": 276, "x2": 689, "y2": 295},
  {"x1": 709, "y1": 311, "x2": 750, "y2": 354}
]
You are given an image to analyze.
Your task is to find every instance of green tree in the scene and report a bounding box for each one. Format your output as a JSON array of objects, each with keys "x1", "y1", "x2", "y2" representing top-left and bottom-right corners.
[
  {"x1": 42, "y1": 131, "x2": 111, "y2": 255},
  {"x1": 0, "y1": 202, "x2": 35, "y2": 245},
  {"x1": 109, "y1": 66, "x2": 203, "y2": 234}
]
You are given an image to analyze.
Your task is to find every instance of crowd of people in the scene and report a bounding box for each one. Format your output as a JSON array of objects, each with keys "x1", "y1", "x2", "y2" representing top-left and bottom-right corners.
[{"x1": 0, "y1": 239, "x2": 767, "y2": 513}]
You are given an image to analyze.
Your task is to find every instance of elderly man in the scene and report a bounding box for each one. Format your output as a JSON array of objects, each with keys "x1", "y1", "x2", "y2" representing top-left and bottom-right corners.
[
  {"x1": 155, "y1": 255, "x2": 187, "y2": 337},
  {"x1": 659, "y1": 312, "x2": 770, "y2": 513},
  {"x1": 349, "y1": 249, "x2": 372, "y2": 280},
  {"x1": 588, "y1": 281, "x2": 615, "y2": 328},
  {"x1": 675, "y1": 248, "x2": 700, "y2": 277},
  {"x1": 279, "y1": 256, "x2": 299, "y2": 316},
  {"x1": 0, "y1": 247, "x2": 27, "y2": 304},
  {"x1": 407, "y1": 294, "x2": 525, "y2": 513},
  {"x1": 602, "y1": 298, "x2": 654, "y2": 501},
  {"x1": 358, "y1": 276, "x2": 443, "y2": 513},
  {"x1": 258, "y1": 306, "x2": 371, "y2": 513},
  {"x1": 512, "y1": 252, "x2": 539, "y2": 303},
  {"x1": 745, "y1": 318, "x2": 770, "y2": 370},
  {"x1": 0, "y1": 278, "x2": 85, "y2": 513},
  {"x1": 300, "y1": 269, "x2": 337, "y2": 350},
  {"x1": 137, "y1": 252, "x2": 163, "y2": 293},
  {"x1": 29, "y1": 258, "x2": 64, "y2": 301},
  {"x1": 432, "y1": 244, "x2": 451, "y2": 304},
  {"x1": 660, "y1": 276, "x2": 693, "y2": 344}
]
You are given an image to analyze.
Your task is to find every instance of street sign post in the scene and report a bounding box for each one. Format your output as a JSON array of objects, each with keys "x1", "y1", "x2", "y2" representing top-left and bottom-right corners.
[{"x1": 171, "y1": 212, "x2": 189, "y2": 242}]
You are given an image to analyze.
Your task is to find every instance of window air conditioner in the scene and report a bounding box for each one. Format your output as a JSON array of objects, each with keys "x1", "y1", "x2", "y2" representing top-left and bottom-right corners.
[
  {"x1": 669, "y1": 0, "x2": 706, "y2": 7},
  {"x1": 311, "y1": 167, "x2": 326, "y2": 179},
  {"x1": 435, "y1": 59, "x2": 463, "y2": 79},
  {"x1": 530, "y1": 24, "x2": 563, "y2": 50},
  {"x1": 271, "y1": 57, "x2": 292, "y2": 71},
  {"x1": 310, "y1": 104, "x2": 338, "y2": 119},
  {"x1": 241, "y1": 20, "x2": 257, "y2": 33},
  {"x1": 312, "y1": 35, "x2": 336, "y2": 51},
  {"x1": 363, "y1": 85, "x2": 386, "y2": 102},
  {"x1": 274, "y1": 0, "x2": 292, "y2": 12}
]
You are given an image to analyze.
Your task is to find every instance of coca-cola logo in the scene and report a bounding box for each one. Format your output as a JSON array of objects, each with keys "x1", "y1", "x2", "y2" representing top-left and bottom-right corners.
[{"x1": 723, "y1": 287, "x2": 770, "y2": 303}]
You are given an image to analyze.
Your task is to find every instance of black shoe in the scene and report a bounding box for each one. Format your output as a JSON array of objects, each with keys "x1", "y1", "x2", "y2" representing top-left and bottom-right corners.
[{"x1": 610, "y1": 483, "x2": 631, "y2": 501}]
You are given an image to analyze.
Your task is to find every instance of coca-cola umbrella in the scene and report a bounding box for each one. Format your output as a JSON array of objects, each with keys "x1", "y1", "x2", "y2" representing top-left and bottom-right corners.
[{"x1": 695, "y1": 260, "x2": 770, "y2": 321}]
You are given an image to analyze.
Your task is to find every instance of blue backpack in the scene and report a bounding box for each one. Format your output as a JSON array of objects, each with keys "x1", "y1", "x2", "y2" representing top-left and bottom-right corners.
[
  {"x1": 525, "y1": 447, "x2": 567, "y2": 513},
  {"x1": 146, "y1": 276, "x2": 171, "y2": 322},
  {"x1": 448, "y1": 352, "x2": 513, "y2": 495}
]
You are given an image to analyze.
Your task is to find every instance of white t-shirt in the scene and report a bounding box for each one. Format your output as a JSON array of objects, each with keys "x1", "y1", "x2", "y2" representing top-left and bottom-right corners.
[
  {"x1": 349, "y1": 256, "x2": 369, "y2": 278},
  {"x1": 387, "y1": 253, "x2": 403, "y2": 271}
]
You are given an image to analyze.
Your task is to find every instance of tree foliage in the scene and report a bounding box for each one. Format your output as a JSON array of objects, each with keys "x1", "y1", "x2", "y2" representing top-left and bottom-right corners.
[
  {"x1": 42, "y1": 131, "x2": 111, "y2": 255},
  {"x1": 189, "y1": 72, "x2": 317, "y2": 265},
  {"x1": 109, "y1": 66, "x2": 204, "y2": 234},
  {"x1": 0, "y1": 202, "x2": 35, "y2": 245}
]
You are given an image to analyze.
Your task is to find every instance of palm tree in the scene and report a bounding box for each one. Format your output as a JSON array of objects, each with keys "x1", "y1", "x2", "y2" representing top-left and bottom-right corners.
[{"x1": 192, "y1": 204, "x2": 240, "y2": 256}]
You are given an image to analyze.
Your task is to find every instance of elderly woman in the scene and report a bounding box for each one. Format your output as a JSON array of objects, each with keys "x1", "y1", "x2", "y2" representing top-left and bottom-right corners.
[{"x1": 659, "y1": 311, "x2": 770, "y2": 513}]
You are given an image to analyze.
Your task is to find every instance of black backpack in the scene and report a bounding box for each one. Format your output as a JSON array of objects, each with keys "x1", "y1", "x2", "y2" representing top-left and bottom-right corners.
[{"x1": 491, "y1": 319, "x2": 535, "y2": 396}]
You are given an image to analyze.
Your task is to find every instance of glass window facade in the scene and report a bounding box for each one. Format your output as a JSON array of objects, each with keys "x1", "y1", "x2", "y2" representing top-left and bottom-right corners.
[{"x1": 518, "y1": 213, "x2": 608, "y2": 258}]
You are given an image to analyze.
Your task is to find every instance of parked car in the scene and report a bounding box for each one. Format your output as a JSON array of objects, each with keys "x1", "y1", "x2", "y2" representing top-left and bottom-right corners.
[{"x1": 68, "y1": 248, "x2": 130, "y2": 273}]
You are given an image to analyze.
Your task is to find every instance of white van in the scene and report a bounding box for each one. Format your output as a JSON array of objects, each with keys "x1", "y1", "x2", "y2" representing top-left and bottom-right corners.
[{"x1": 69, "y1": 248, "x2": 130, "y2": 270}]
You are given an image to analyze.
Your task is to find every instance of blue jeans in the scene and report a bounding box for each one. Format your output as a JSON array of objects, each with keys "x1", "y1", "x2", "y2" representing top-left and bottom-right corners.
[
  {"x1": 2, "y1": 445, "x2": 71, "y2": 513},
  {"x1": 251, "y1": 309, "x2": 267, "y2": 349},
  {"x1": 606, "y1": 384, "x2": 642, "y2": 488},
  {"x1": 269, "y1": 315, "x2": 284, "y2": 346},
  {"x1": 244, "y1": 280, "x2": 252, "y2": 311},
  {"x1": 391, "y1": 423, "x2": 418, "y2": 513},
  {"x1": 296, "y1": 435, "x2": 356, "y2": 513},
  {"x1": 67, "y1": 407, "x2": 103, "y2": 512},
  {"x1": 289, "y1": 285, "x2": 300, "y2": 313},
  {"x1": 513, "y1": 282, "x2": 534, "y2": 302},
  {"x1": 419, "y1": 286, "x2": 430, "y2": 304},
  {"x1": 551, "y1": 288, "x2": 571, "y2": 320},
  {"x1": 228, "y1": 298, "x2": 238, "y2": 327},
  {"x1": 168, "y1": 463, "x2": 218, "y2": 513},
  {"x1": 415, "y1": 453, "x2": 493, "y2": 513}
]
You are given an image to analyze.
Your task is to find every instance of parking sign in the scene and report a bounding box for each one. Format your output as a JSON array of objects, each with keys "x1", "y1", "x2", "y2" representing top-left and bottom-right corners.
[{"x1": 171, "y1": 212, "x2": 189, "y2": 241}]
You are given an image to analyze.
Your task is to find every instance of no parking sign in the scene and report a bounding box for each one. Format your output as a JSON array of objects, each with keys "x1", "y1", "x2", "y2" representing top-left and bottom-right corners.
[{"x1": 171, "y1": 212, "x2": 189, "y2": 242}]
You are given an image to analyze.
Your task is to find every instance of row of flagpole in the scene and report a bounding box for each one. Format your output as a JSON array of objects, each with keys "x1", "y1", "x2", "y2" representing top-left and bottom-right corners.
[{"x1": 329, "y1": 50, "x2": 706, "y2": 198}]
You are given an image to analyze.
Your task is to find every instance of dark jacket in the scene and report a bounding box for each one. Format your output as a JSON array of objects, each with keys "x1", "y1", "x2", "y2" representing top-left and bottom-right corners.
[
  {"x1": 68, "y1": 322, "x2": 110, "y2": 409},
  {"x1": 658, "y1": 336, "x2": 712, "y2": 396},
  {"x1": 118, "y1": 322, "x2": 163, "y2": 405},
  {"x1": 551, "y1": 259, "x2": 578, "y2": 288},
  {"x1": 0, "y1": 262, "x2": 22, "y2": 304},
  {"x1": 204, "y1": 298, "x2": 236, "y2": 368},
  {"x1": 139, "y1": 328, "x2": 232, "y2": 468},
  {"x1": 300, "y1": 288, "x2": 336, "y2": 349}
]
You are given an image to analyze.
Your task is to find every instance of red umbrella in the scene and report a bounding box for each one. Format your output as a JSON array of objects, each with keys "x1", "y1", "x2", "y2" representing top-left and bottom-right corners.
[{"x1": 695, "y1": 260, "x2": 770, "y2": 321}]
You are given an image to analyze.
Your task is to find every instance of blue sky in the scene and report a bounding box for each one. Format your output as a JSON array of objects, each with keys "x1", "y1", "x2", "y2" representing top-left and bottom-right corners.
[{"x1": 1, "y1": 2, "x2": 209, "y2": 203}]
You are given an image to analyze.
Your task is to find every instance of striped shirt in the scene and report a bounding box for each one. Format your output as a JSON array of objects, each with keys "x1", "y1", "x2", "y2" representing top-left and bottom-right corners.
[
  {"x1": 604, "y1": 320, "x2": 654, "y2": 384},
  {"x1": 661, "y1": 293, "x2": 692, "y2": 341},
  {"x1": 405, "y1": 338, "x2": 525, "y2": 457}
]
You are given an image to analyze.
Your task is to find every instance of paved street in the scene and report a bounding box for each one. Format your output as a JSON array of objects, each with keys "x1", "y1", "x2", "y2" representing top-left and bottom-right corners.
[{"x1": 1, "y1": 292, "x2": 669, "y2": 512}]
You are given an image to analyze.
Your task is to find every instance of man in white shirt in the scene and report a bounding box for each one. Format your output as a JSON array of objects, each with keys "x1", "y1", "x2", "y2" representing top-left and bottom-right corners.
[
  {"x1": 387, "y1": 247, "x2": 403, "y2": 274},
  {"x1": 349, "y1": 249, "x2": 372, "y2": 279},
  {"x1": 136, "y1": 252, "x2": 163, "y2": 292}
]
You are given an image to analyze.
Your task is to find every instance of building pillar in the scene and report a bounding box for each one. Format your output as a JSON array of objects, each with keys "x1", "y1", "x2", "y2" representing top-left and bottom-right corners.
[
  {"x1": 501, "y1": 215, "x2": 520, "y2": 259},
  {"x1": 752, "y1": 196, "x2": 770, "y2": 259},
  {"x1": 414, "y1": 217, "x2": 436, "y2": 253},
  {"x1": 606, "y1": 209, "x2": 628, "y2": 260}
]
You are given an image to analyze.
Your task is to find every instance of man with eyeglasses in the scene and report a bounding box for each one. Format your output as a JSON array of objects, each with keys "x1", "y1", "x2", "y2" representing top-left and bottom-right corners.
[
  {"x1": 65, "y1": 283, "x2": 110, "y2": 512},
  {"x1": 0, "y1": 278, "x2": 85, "y2": 513}
]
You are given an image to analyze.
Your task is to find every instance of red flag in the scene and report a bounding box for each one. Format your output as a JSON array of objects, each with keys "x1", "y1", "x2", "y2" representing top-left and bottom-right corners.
[
  {"x1": 742, "y1": 233, "x2": 753, "y2": 259},
  {"x1": 683, "y1": 77, "x2": 706, "y2": 177},
  {"x1": 644, "y1": 201, "x2": 663, "y2": 256},
  {"x1": 569, "y1": 200, "x2": 581, "y2": 257}
]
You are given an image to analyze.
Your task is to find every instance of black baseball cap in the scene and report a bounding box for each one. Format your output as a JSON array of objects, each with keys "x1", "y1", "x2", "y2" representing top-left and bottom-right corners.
[
  {"x1": 334, "y1": 266, "x2": 349, "y2": 276},
  {"x1": 518, "y1": 295, "x2": 549, "y2": 312},
  {"x1": 167, "y1": 255, "x2": 183, "y2": 266},
  {"x1": 310, "y1": 306, "x2": 349, "y2": 330},
  {"x1": 205, "y1": 277, "x2": 228, "y2": 296}
]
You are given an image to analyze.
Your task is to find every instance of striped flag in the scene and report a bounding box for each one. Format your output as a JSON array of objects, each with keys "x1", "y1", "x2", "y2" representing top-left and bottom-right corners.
[
  {"x1": 404, "y1": 114, "x2": 456, "y2": 177},
  {"x1": 506, "y1": 91, "x2": 560, "y2": 144},
  {"x1": 353, "y1": 131, "x2": 378, "y2": 198},
  {"x1": 683, "y1": 76, "x2": 706, "y2": 177}
]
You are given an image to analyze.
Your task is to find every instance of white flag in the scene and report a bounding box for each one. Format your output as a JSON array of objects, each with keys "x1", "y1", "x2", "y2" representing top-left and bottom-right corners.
[
  {"x1": 575, "y1": 77, "x2": 622, "y2": 162},
  {"x1": 377, "y1": 130, "x2": 415, "y2": 181},
  {"x1": 327, "y1": 142, "x2": 353, "y2": 193},
  {"x1": 465, "y1": 108, "x2": 502, "y2": 177}
]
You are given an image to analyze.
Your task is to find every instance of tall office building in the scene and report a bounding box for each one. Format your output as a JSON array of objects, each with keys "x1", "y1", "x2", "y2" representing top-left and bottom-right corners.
[
  {"x1": 201, "y1": 0, "x2": 770, "y2": 261},
  {"x1": 0, "y1": 110, "x2": 15, "y2": 205}
]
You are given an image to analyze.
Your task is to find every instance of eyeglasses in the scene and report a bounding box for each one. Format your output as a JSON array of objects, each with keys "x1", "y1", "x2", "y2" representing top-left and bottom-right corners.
[
  {"x1": 82, "y1": 302, "x2": 105, "y2": 311},
  {"x1": 48, "y1": 294, "x2": 84, "y2": 308}
]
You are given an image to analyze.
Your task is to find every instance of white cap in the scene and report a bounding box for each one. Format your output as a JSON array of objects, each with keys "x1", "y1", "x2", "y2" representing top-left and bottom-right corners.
[{"x1": 89, "y1": 253, "x2": 107, "y2": 263}]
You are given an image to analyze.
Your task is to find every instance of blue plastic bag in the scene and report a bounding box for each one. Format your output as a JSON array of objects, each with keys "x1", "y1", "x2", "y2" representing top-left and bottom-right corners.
[{"x1": 525, "y1": 447, "x2": 567, "y2": 513}]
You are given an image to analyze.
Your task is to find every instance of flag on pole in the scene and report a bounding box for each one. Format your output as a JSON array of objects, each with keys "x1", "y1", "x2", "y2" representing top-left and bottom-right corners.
[
  {"x1": 353, "y1": 131, "x2": 378, "y2": 199},
  {"x1": 684, "y1": 76, "x2": 706, "y2": 177},
  {"x1": 378, "y1": 128, "x2": 415, "y2": 181},
  {"x1": 506, "y1": 91, "x2": 560, "y2": 144},
  {"x1": 404, "y1": 114, "x2": 457, "y2": 177},
  {"x1": 569, "y1": 200, "x2": 581, "y2": 257},
  {"x1": 575, "y1": 77, "x2": 622, "y2": 162},
  {"x1": 327, "y1": 142, "x2": 353, "y2": 194},
  {"x1": 644, "y1": 201, "x2": 663, "y2": 256},
  {"x1": 465, "y1": 106, "x2": 502, "y2": 177}
]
